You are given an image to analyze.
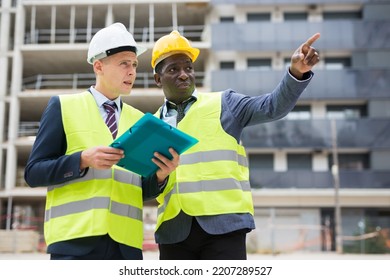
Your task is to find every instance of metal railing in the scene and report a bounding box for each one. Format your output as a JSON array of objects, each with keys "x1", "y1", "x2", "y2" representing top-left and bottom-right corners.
[
  {"x1": 24, "y1": 25, "x2": 205, "y2": 44},
  {"x1": 22, "y1": 72, "x2": 205, "y2": 90},
  {"x1": 249, "y1": 169, "x2": 390, "y2": 189},
  {"x1": 18, "y1": 122, "x2": 40, "y2": 137}
]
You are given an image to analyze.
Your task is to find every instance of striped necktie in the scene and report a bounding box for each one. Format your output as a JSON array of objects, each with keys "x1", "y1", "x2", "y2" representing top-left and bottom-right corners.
[
  {"x1": 176, "y1": 102, "x2": 186, "y2": 123},
  {"x1": 103, "y1": 101, "x2": 118, "y2": 139},
  {"x1": 169, "y1": 97, "x2": 194, "y2": 124}
]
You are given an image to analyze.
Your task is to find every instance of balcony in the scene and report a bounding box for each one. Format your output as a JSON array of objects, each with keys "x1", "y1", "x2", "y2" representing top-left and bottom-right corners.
[
  {"x1": 24, "y1": 25, "x2": 205, "y2": 45},
  {"x1": 22, "y1": 72, "x2": 206, "y2": 90},
  {"x1": 211, "y1": 69, "x2": 390, "y2": 100},
  {"x1": 241, "y1": 119, "x2": 390, "y2": 149},
  {"x1": 18, "y1": 122, "x2": 40, "y2": 137},
  {"x1": 211, "y1": 20, "x2": 390, "y2": 51},
  {"x1": 18, "y1": 118, "x2": 390, "y2": 149},
  {"x1": 212, "y1": 0, "x2": 365, "y2": 4},
  {"x1": 250, "y1": 169, "x2": 390, "y2": 189}
]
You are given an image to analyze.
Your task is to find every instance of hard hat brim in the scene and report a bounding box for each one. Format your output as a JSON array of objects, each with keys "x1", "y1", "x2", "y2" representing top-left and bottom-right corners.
[{"x1": 88, "y1": 44, "x2": 148, "y2": 64}]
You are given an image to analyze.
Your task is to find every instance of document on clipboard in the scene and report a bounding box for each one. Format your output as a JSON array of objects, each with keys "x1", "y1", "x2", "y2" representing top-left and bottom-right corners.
[{"x1": 110, "y1": 113, "x2": 199, "y2": 177}]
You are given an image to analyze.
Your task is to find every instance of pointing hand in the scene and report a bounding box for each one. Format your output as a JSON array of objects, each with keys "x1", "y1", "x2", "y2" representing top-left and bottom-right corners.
[{"x1": 290, "y1": 33, "x2": 320, "y2": 79}]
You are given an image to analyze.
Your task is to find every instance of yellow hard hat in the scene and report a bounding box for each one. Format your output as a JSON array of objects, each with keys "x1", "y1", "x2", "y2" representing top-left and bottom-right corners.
[{"x1": 151, "y1": 30, "x2": 200, "y2": 68}]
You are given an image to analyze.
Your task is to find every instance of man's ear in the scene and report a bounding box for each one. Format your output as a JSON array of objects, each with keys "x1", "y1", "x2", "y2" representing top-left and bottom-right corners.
[
  {"x1": 93, "y1": 60, "x2": 104, "y2": 74},
  {"x1": 154, "y1": 73, "x2": 162, "y2": 88}
]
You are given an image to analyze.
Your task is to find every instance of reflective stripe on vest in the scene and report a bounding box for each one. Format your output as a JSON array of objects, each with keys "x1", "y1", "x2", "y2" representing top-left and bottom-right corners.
[
  {"x1": 47, "y1": 168, "x2": 141, "y2": 191},
  {"x1": 45, "y1": 198, "x2": 142, "y2": 222},
  {"x1": 157, "y1": 179, "x2": 251, "y2": 216},
  {"x1": 46, "y1": 168, "x2": 142, "y2": 222},
  {"x1": 180, "y1": 150, "x2": 248, "y2": 167}
]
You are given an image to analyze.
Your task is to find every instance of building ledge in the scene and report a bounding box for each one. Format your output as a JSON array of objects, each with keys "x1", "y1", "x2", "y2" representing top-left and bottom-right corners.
[{"x1": 251, "y1": 188, "x2": 390, "y2": 208}]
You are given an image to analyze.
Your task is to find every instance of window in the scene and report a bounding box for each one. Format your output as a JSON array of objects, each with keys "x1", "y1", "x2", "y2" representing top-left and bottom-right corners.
[
  {"x1": 326, "y1": 105, "x2": 367, "y2": 119},
  {"x1": 220, "y1": 16, "x2": 234, "y2": 23},
  {"x1": 328, "y1": 153, "x2": 369, "y2": 170},
  {"x1": 288, "y1": 154, "x2": 312, "y2": 170},
  {"x1": 247, "y1": 13, "x2": 271, "y2": 22},
  {"x1": 325, "y1": 57, "x2": 351, "y2": 70},
  {"x1": 220, "y1": 61, "x2": 235, "y2": 70},
  {"x1": 284, "y1": 12, "x2": 308, "y2": 21},
  {"x1": 284, "y1": 57, "x2": 291, "y2": 68},
  {"x1": 249, "y1": 154, "x2": 274, "y2": 170},
  {"x1": 247, "y1": 58, "x2": 271, "y2": 70},
  {"x1": 323, "y1": 11, "x2": 362, "y2": 20},
  {"x1": 285, "y1": 105, "x2": 311, "y2": 120}
]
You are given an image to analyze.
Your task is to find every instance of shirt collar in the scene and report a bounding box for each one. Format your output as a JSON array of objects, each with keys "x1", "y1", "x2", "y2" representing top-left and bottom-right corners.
[
  {"x1": 164, "y1": 89, "x2": 198, "y2": 110},
  {"x1": 89, "y1": 86, "x2": 121, "y2": 110}
]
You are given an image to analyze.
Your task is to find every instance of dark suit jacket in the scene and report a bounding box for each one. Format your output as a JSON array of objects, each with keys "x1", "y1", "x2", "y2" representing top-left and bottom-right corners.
[{"x1": 24, "y1": 95, "x2": 161, "y2": 258}]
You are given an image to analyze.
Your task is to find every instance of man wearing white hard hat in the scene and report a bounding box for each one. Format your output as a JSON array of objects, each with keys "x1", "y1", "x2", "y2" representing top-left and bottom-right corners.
[{"x1": 25, "y1": 23, "x2": 179, "y2": 260}]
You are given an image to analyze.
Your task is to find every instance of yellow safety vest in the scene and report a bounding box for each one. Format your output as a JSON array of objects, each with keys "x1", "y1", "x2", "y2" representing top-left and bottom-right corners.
[
  {"x1": 44, "y1": 92, "x2": 145, "y2": 249},
  {"x1": 155, "y1": 92, "x2": 254, "y2": 230}
]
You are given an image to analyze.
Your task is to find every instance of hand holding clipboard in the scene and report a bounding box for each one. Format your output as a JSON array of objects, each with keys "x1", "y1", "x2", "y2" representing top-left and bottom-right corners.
[{"x1": 110, "y1": 113, "x2": 198, "y2": 177}]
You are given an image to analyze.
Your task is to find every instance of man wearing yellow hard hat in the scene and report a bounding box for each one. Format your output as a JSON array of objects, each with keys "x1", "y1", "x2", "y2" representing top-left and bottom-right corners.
[
  {"x1": 25, "y1": 23, "x2": 179, "y2": 260},
  {"x1": 151, "y1": 30, "x2": 320, "y2": 260}
]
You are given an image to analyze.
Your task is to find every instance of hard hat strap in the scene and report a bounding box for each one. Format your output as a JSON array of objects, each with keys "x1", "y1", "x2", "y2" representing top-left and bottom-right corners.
[
  {"x1": 106, "y1": 46, "x2": 137, "y2": 56},
  {"x1": 92, "y1": 46, "x2": 137, "y2": 63}
]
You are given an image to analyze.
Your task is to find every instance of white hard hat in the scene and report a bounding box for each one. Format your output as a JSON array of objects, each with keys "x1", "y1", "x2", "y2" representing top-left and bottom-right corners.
[{"x1": 87, "y1": 22, "x2": 147, "y2": 64}]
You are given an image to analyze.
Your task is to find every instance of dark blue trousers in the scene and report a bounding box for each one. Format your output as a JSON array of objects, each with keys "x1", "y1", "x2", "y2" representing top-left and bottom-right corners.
[{"x1": 159, "y1": 218, "x2": 247, "y2": 260}]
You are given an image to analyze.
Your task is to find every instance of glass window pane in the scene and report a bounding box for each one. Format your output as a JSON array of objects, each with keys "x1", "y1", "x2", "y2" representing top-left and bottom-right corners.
[
  {"x1": 249, "y1": 154, "x2": 274, "y2": 169},
  {"x1": 328, "y1": 153, "x2": 369, "y2": 170},
  {"x1": 325, "y1": 57, "x2": 351, "y2": 70},
  {"x1": 247, "y1": 58, "x2": 271, "y2": 70},
  {"x1": 285, "y1": 105, "x2": 311, "y2": 120},
  {"x1": 284, "y1": 12, "x2": 308, "y2": 21},
  {"x1": 220, "y1": 16, "x2": 234, "y2": 23},
  {"x1": 284, "y1": 57, "x2": 291, "y2": 68},
  {"x1": 287, "y1": 154, "x2": 312, "y2": 170},
  {"x1": 247, "y1": 13, "x2": 271, "y2": 22},
  {"x1": 220, "y1": 61, "x2": 235, "y2": 69},
  {"x1": 326, "y1": 105, "x2": 367, "y2": 119},
  {"x1": 323, "y1": 11, "x2": 362, "y2": 20}
]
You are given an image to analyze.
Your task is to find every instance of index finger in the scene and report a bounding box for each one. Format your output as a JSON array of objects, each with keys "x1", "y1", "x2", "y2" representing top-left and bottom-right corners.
[
  {"x1": 305, "y1": 33, "x2": 320, "y2": 46},
  {"x1": 168, "y1": 147, "x2": 179, "y2": 157},
  {"x1": 106, "y1": 146, "x2": 124, "y2": 154}
]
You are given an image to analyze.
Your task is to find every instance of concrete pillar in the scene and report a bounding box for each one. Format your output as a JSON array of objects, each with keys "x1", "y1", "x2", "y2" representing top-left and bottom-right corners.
[
  {"x1": 274, "y1": 150, "x2": 287, "y2": 171},
  {"x1": 5, "y1": 1, "x2": 24, "y2": 190}
]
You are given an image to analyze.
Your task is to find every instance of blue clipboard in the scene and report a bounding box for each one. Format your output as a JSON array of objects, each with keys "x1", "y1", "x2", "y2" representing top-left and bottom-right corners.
[{"x1": 110, "y1": 113, "x2": 198, "y2": 177}]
